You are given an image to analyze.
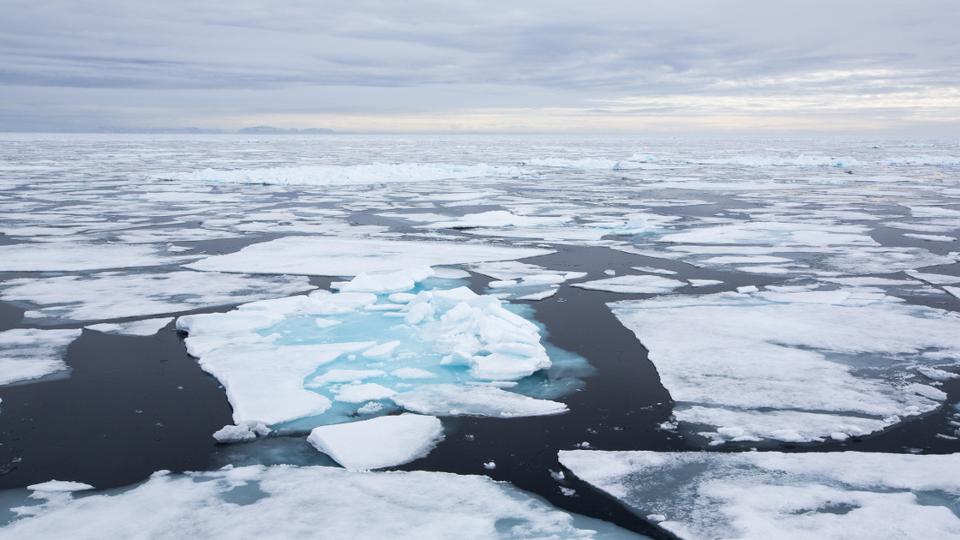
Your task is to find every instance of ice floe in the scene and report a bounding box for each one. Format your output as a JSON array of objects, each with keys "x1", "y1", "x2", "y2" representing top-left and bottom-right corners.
[
  {"x1": 559, "y1": 450, "x2": 960, "y2": 540},
  {"x1": 392, "y1": 385, "x2": 568, "y2": 417},
  {"x1": 1, "y1": 271, "x2": 314, "y2": 322},
  {"x1": 212, "y1": 422, "x2": 271, "y2": 443},
  {"x1": 176, "y1": 274, "x2": 569, "y2": 427},
  {"x1": 0, "y1": 243, "x2": 187, "y2": 272},
  {"x1": 609, "y1": 286, "x2": 960, "y2": 444},
  {"x1": 572, "y1": 275, "x2": 686, "y2": 294},
  {"x1": 307, "y1": 413, "x2": 444, "y2": 471},
  {"x1": 186, "y1": 236, "x2": 552, "y2": 276},
  {"x1": 1, "y1": 465, "x2": 634, "y2": 539},
  {"x1": 0, "y1": 328, "x2": 81, "y2": 385},
  {"x1": 86, "y1": 317, "x2": 173, "y2": 336}
]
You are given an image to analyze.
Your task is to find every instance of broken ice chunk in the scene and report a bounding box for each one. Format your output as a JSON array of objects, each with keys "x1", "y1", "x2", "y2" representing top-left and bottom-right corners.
[
  {"x1": 307, "y1": 414, "x2": 443, "y2": 471},
  {"x1": 212, "y1": 422, "x2": 271, "y2": 443}
]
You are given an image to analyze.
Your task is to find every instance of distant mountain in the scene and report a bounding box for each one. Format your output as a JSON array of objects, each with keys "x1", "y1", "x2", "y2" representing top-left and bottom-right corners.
[
  {"x1": 90, "y1": 126, "x2": 224, "y2": 134},
  {"x1": 237, "y1": 126, "x2": 334, "y2": 134}
]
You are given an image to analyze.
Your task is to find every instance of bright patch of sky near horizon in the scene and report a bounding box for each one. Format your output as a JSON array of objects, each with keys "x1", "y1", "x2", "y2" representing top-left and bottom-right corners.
[{"x1": 0, "y1": 0, "x2": 958, "y2": 133}]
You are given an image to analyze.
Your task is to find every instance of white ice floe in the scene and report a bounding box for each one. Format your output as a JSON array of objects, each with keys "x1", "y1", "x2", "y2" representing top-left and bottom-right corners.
[
  {"x1": 1, "y1": 465, "x2": 633, "y2": 539},
  {"x1": 86, "y1": 317, "x2": 173, "y2": 336},
  {"x1": 212, "y1": 422, "x2": 271, "y2": 443},
  {"x1": 907, "y1": 271, "x2": 960, "y2": 284},
  {"x1": 0, "y1": 243, "x2": 186, "y2": 271},
  {"x1": 332, "y1": 266, "x2": 434, "y2": 293},
  {"x1": 418, "y1": 210, "x2": 572, "y2": 229},
  {"x1": 307, "y1": 414, "x2": 444, "y2": 471},
  {"x1": 471, "y1": 261, "x2": 586, "y2": 300},
  {"x1": 392, "y1": 384, "x2": 567, "y2": 418},
  {"x1": 559, "y1": 450, "x2": 960, "y2": 540},
  {"x1": 176, "y1": 277, "x2": 563, "y2": 427},
  {"x1": 659, "y1": 221, "x2": 876, "y2": 247},
  {"x1": 609, "y1": 287, "x2": 960, "y2": 444},
  {"x1": 187, "y1": 236, "x2": 551, "y2": 276},
  {"x1": 0, "y1": 329, "x2": 81, "y2": 385},
  {"x1": 573, "y1": 275, "x2": 685, "y2": 294},
  {"x1": 158, "y1": 162, "x2": 521, "y2": 186},
  {"x1": 1, "y1": 271, "x2": 314, "y2": 323},
  {"x1": 26, "y1": 481, "x2": 94, "y2": 493}
]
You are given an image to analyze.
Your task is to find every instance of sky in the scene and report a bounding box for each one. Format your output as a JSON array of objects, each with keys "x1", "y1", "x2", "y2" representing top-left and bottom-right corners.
[{"x1": 1, "y1": 0, "x2": 958, "y2": 134}]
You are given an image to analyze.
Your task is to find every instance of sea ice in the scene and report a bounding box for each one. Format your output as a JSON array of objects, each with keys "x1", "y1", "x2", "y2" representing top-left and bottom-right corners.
[
  {"x1": 212, "y1": 422, "x2": 271, "y2": 443},
  {"x1": 559, "y1": 450, "x2": 960, "y2": 540},
  {"x1": 26, "y1": 481, "x2": 94, "y2": 493},
  {"x1": 1, "y1": 271, "x2": 314, "y2": 322},
  {"x1": 186, "y1": 236, "x2": 552, "y2": 276},
  {"x1": 1, "y1": 465, "x2": 635, "y2": 539},
  {"x1": 0, "y1": 243, "x2": 186, "y2": 271},
  {"x1": 0, "y1": 329, "x2": 81, "y2": 385},
  {"x1": 176, "y1": 277, "x2": 566, "y2": 427},
  {"x1": 572, "y1": 275, "x2": 685, "y2": 294},
  {"x1": 392, "y1": 384, "x2": 568, "y2": 417},
  {"x1": 86, "y1": 317, "x2": 173, "y2": 336},
  {"x1": 609, "y1": 287, "x2": 960, "y2": 443},
  {"x1": 158, "y1": 162, "x2": 522, "y2": 186},
  {"x1": 471, "y1": 261, "x2": 586, "y2": 300},
  {"x1": 307, "y1": 414, "x2": 444, "y2": 471}
]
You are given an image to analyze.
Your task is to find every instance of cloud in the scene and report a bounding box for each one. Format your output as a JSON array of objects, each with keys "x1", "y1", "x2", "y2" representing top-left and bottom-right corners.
[{"x1": 0, "y1": 0, "x2": 957, "y2": 132}]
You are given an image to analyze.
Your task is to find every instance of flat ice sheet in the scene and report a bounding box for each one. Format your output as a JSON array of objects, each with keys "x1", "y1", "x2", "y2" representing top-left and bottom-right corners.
[
  {"x1": 0, "y1": 243, "x2": 187, "y2": 271},
  {"x1": 2, "y1": 270, "x2": 314, "y2": 322},
  {"x1": 0, "y1": 328, "x2": 81, "y2": 385},
  {"x1": 186, "y1": 236, "x2": 553, "y2": 276},
  {"x1": 572, "y1": 275, "x2": 686, "y2": 294},
  {"x1": 559, "y1": 450, "x2": 960, "y2": 540},
  {"x1": 1, "y1": 465, "x2": 637, "y2": 539},
  {"x1": 307, "y1": 414, "x2": 444, "y2": 471},
  {"x1": 609, "y1": 287, "x2": 960, "y2": 444},
  {"x1": 159, "y1": 162, "x2": 521, "y2": 186}
]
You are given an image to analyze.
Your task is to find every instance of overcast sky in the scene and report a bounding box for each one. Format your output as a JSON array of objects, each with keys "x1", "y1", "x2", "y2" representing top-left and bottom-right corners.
[{"x1": 1, "y1": 0, "x2": 958, "y2": 133}]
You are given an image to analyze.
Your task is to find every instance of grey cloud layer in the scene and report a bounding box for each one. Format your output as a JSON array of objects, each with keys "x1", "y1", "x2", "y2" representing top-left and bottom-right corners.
[{"x1": 1, "y1": 0, "x2": 957, "y2": 131}]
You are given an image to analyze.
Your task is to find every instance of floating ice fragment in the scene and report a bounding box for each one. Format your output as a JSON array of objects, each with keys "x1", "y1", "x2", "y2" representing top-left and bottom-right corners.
[
  {"x1": 609, "y1": 287, "x2": 960, "y2": 443},
  {"x1": 392, "y1": 385, "x2": 568, "y2": 417},
  {"x1": 86, "y1": 317, "x2": 173, "y2": 336},
  {"x1": 573, "y1": 275, "x2": 685, "y2": 294},
  {"x1": 0, "y1": 329, "x2": 81, "y2": 385},
  {"x1": 27, "y1": 481, "x2": 94, "y2": 493},
  {"x1": 560, "y1": 450, "x2": 960, "y2": 540},
  {"x1": 332, "y1": 266, "x2": 434, "y2": 294},
  {"x1": 0, "y1": 243, "x2": 188, "y2": 272},
  {"x1": 187, "y1": 236, "x2": 552, "y2": 276},
  {"x1": 2, "y1": 271, "x2": 313, "y2": 322},
  {"x1": 307, "y1": 414, "x2": 443, "y2": 471},
  {"x1": 212, "y1": 422, "x2": 270, "y2": 443}
]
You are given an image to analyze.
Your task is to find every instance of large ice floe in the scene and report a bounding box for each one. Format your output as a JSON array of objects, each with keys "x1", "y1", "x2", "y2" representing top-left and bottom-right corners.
[
  {"x1": 186, "y1": 236, "x2": 552, "y2": 276},
  {"x1": 559, "y1": 450, "x2": 960, "y2": 540},
  {"x1": 0, "y1": 465, "x2": 637, "y2": 539},
  {"x1": 609, "y1": 286, "x2": 960, "y2": 444},
  {"x1": 0, "y1": 271, "x2": 313, "y2": 322},
  {"x1": 0, "y1": 328, "x2": 81, "y2": 385},
  {"x1": 176, "y1": 268, "x2": 572, "y2": 428}
]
